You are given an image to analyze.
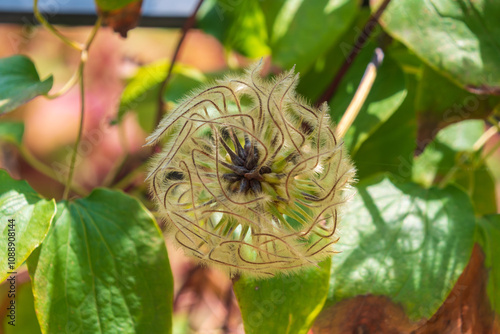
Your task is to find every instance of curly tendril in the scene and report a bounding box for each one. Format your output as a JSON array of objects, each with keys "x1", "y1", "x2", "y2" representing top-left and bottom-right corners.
[{"x1": 146, "y1": 61, "x2": 355, "y2": 277}]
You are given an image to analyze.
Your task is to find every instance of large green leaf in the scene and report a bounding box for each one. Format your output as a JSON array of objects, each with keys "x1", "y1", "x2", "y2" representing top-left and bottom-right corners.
[
  {"x1": 0, "y1": 122, "x2": 24, "y2": 146},
  {"x1": 198, "y1": 0, "x2": 270, "y2": 58},
  {"x1": 234, "y1": 259, "x2": 331, "y2": 334},
  {"x1": 262, "y1": 0, "x2": 359, "y2": 73},
  {"x1": 327, "y1": 176, "x2": 476, "y2": 320},
  {"x1": 0, "y1": 170, "x2": 56, "y2": 282},
  {"x1": 117, "y1": 60, "x2": 206, "y2": 132},
  {"x1": 353, "y1": 73, "x2": 417, "y2": 181},
  {"x1": 375, "y1": 0, "x2": 500, "y2": 92},
  {"x1": 330, "y1": 47, "x2": 407, "y2": 154},
  {"x1": 296, "y1": 9, "x2": 371, "y2": 102},
  {"x1": 27, "y1": 189, "x2": 173, "y2": 334},
  {"x1": 415, "y1": 65, "x2": 498, "y2": 142},
  {"x1": 0, "y1": 56, "x2": 53, "y2": 115},
  {"x1": 476, "y1": 215, "x2": 500, "y2": 315}
]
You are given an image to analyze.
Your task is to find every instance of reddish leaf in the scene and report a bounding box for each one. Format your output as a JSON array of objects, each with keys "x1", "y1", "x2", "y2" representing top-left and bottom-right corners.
[
  {"x1": 97, "y1": 0, "x2": 143, "y2": 38},
  {"x1": 313, "y1": 245, "x2": 496, "y2": 333}
]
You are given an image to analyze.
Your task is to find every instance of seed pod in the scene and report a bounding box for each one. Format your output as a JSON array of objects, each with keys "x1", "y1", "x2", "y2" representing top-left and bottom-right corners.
[{"x1": 146, "y1": 61, "x2": 356, "y2": 278}]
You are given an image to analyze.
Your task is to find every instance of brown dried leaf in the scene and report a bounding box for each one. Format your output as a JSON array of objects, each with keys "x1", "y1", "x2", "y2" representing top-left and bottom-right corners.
[
  {"x1": 97, "y1": 0, "x2": 143, "y2": 38},
  {"x1": 313, "y1": 245, "x2": 497, "y2": 334}
]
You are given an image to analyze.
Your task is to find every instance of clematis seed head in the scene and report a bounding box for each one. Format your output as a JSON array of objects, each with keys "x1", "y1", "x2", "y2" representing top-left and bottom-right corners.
[{"x1": 146, "y1": 61, "x2": 355, "y2": 278}]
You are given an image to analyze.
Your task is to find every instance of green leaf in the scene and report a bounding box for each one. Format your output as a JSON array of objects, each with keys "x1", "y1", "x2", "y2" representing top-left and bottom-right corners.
[
  {"x1": 234, "y1": 259, "x2": 331, "y2": 334},
  {"x1": 94, "y1": 0, "x2": 137, "y2": 11},
  {"x1": 330, "y1": 48, "x2": 407, "y2": 154},
  {"x1": 353, "y1": 73, "x2": 417, "y2": 181},
  {"x1": 118, "y1": 60, "x2": 206, "y2": 132},
  {"x1": 415, "y1": 65, "x2": 499, "y2": 137},
  {"x1": 454, "y1": 162, "x2": 497, "y2": 216},
  {"x1": 198, "y1": 0, "x2": 270, "y2": 58},
  {"x1": 327, "y1": 176, "x2": 476, "y2": 320},
  {"x1": 476, "y1": 215, "x2": 500, "y2": 315},
  {"x1": 27, "y1": 189, "x2": 173, "y2": 334},
  {"x1": 412, "y1": 119, "x2": 496, "y2": 214},
  {"x1": 413, "y1": 120, "x2": 484, "y2": 187},
  {"x1": 375, "y1": 0, "x2": 500, "y2": 92},
  {"x1": 262, "y1": 0, "x2": 359, "y2": 73},
  {"x1": 0, "y1": 56, "x2": 53, "y2": 114},
  {"x1": 3, "y1": 281, "x2": 42, "y2": 333},
  {"x1": 296, "y1": 8, "x2": 371, "y2": 102},
  {"x1": 0, "y1": 122, "x2": 24, "y2": 145},
  {"x1": 0, "y1": 169, "x2": 56, "y2": 282}
]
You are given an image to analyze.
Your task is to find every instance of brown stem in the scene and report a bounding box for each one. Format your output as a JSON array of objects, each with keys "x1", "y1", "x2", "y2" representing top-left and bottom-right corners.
[
  {"x1": 109, "y1": 0, "x2": 204, "y2": 188},
  {"x1": 156, "y1": 0, "x2": 205, "y2": 127},
  {"x1": 316, "y1": 0, "x2": 392, "y2": 105}
]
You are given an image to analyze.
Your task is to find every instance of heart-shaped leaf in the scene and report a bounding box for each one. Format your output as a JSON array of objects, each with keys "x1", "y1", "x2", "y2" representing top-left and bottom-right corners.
[
  {"x1": 326, "y1": 176, "x2": 476, "y2": 320},
  {"x1": 0, "y1": 169, "x2": 56, "y2": 281},
  {"x1": 27, "y1": 189, "x2": 173, "y2": 334}
]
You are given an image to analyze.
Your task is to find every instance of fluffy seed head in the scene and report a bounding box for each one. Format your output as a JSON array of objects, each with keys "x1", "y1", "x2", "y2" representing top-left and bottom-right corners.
[{"x1": 146, "y1": 61, "x2": 355, "y2": 277}]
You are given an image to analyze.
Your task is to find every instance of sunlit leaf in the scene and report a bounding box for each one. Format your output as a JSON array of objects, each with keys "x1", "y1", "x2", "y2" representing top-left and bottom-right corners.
[
  {"x1": 0, "y1": 170, "x2": 56, "y2": 282},
  {"x1": 330, "y1": 45, "x2": 407, "y2": 154},
  {"x1": 234, "y1": 259, "x2": 331, "y2": 334},
  {"x1": 326, "y1": 176, "x2": 476, "y2": 320},
  {"x1": 375, "y1": 0, "x2": 500, "y2": 93},
  {"x1": 262, "y1": 0, "x2": 359, "y2": 73},
  {"x1": 117, "y1": 60, "x2": 206, "y2": 132},
  {"x1": 198, "y1": 0, "x2": 270, "y2": 58},
  {"x1": 27, "y1": 189, "x2": 173, "y2": 334},
  {"x1": 353, "y1": 73, "x2": 417, "y2": 181}
]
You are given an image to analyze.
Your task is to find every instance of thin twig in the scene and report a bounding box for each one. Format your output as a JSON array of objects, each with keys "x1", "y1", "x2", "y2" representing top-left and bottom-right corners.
[
  {"x1": 33, "y1": 0, "x2": 83, "y2": 50},
  {"x1": 156, "y1": 0, "x2": 205, "y2": 127},
  {"x1": 316, "y1": 0, "x2": 392, "y2": 105},
  {"x1": 335, "y1": 48, "x2": 384, "y2": 138},
  {"x1": 63, "y1": 62, "x2": 85, "y2": 200},
  {"x1": 62, "y1": 18, "x2": 102, "y2": 200}
]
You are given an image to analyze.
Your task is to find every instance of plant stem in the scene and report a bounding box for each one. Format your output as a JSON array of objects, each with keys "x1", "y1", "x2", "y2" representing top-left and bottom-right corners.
[
  {"x1": 33, "y1": 0, "x2": 83, "y2": 51},
  {"x1": 316, "y1": 0, "x2": 392, "y2": 105},
  {"x1": 46, "y1": 67, "x2": 80, "y2": 99},
  {"x1": 335, "y1": 48, "x2": 384, "y2": 138},
  {"x1": 61, "y1": 18, "x2": 102, "y2": 200},
  {"x1": 18, "y1": 146, "x2": 87, "y2": 196},
  {"x1": 103, "y1": 123, "x2": 129, "y2": 186},
  {"x1": 63, "y1": 62, "x2": 85, "y2": 200},
  {"x1": 472, "y1": 125, "x2": 497, "y2": 151}
]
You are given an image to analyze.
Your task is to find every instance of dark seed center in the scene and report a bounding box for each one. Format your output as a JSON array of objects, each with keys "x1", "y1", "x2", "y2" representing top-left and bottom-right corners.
[{"x1": 221, "y1": 134, "x2": 272, "y2": 194}]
